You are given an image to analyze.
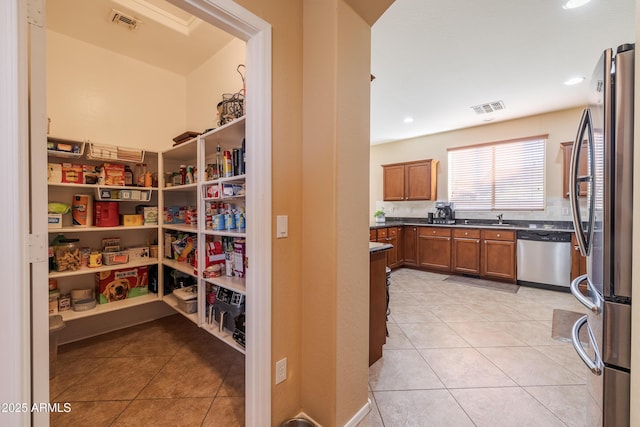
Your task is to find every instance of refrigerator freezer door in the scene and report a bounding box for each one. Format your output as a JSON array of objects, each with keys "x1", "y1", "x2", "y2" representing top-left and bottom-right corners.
[
  {"x1": 603, "y1": 366, "x2": 630, "y2": 426},
  {"x1": 602, "y1": 301, "x2": 631, "y2": 370}
]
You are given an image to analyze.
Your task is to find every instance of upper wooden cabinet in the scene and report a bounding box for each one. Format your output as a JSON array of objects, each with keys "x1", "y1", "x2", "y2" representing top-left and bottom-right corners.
[
  {"x1": 561, "y1": 141, "x2": 588, "y2": 198},
  {"x1": 382, "y1": 159, "x2": 438, "y2": 201}
]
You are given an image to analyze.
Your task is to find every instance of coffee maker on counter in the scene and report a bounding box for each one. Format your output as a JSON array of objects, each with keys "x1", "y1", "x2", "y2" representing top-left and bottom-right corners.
[{"x1": 431, "y1": 201, "x2": 455, "y2": 224}]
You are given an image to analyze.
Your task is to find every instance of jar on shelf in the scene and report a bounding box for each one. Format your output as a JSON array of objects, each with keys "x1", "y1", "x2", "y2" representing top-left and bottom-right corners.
[
  {"x1": 55, "y1": 238, "x2": 81, "y2": 272},
  {"x1": 134, "y1": 163, "x2": 147, "y2": 187}
]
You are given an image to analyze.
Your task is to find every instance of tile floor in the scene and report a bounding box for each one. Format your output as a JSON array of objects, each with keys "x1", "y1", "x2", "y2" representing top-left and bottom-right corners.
[
  {"x1": 49, "y1": 314, "x2": 245, "y2": 426},
  {"x1": 359, "y1": 268, "x2": 590, "y2": 427}
]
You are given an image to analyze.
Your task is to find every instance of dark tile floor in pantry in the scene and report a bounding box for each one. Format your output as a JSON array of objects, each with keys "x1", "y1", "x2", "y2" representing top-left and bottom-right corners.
[{"x1": 50, "y1": 314, "x2": 245, "y2": 427}]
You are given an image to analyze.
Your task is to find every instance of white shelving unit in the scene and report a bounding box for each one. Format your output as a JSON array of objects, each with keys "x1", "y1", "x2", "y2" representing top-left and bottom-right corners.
[
  {"x1": 160, "y1": 117, "x2": 247, "y2": 353},
  {"x1": 47, "y1": 144, "x2": 161, "y2": 323}
]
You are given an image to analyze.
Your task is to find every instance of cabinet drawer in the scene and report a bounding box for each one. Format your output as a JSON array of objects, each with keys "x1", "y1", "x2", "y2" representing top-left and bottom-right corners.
[
  {"x1": 482, "y1": 229, "x2": 515, "y2": 241},
  {"x1": 419, "y1": 227, "x2": 451, "y2": 238},
  {"x1": 369, "y1": 229, "x2": 377, "y2": 241},
  {"x1": 388, "y1": 227, "x2": 398, "y2": 237},
  {"x1": 377, "y1": 228, "x2": 388, "y2": 238},
  {"x1": 453, "y1": 228, "x2": 480, "y2": 239}
]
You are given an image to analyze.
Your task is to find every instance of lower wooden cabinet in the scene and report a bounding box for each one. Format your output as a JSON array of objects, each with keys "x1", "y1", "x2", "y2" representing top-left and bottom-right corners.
[
  {"x1": 452, "y1": 228, "x2": 481, "y2": 275},
  {"x1": 403, "y1": 226, "x2": 418, "y2": 266},
  {"x1": 417, "y1": 227, "x2": 451, "y2": 272},
  {"x1": 372, "y1": 227, "x2": 403, "y2": 269},
  {"x1": 481, "y1": 229, "x2": 516, "y2": 282}
]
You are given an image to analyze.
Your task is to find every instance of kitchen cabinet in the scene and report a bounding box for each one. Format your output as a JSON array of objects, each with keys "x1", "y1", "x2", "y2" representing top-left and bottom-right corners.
[
  {"x1": 369, "y1": 229, "x2": 377, "y2": 242},
  {"x1": 375, "y1": 227, "x2": 403, "y2": 269},
  {"x1": 417, "y1": 227, "x2": 451, "y2": 272},
  {"x1": 382, "y1": 159, "x2": 438, "y2": 201},
  {"x1": 369, "y1": 247, "x2": 389, "y2": 366},
  {"x1": 403, "y1": 226, "x2": 418, "y2": 266},
  {"x1": 481, "y1": 229, "x2": 516, "y2": 282},
  {"x1": 451, "y1": 228, "x2": 481, "y2": 275},
  {"x1": 561, "y1": 141, "x2": 588, "y2": 198}
]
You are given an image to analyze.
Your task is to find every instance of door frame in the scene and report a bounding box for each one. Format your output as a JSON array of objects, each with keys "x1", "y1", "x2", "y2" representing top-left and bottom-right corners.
[{"x1": 4, "y1": 0, "x2": 272, "y2": 424}]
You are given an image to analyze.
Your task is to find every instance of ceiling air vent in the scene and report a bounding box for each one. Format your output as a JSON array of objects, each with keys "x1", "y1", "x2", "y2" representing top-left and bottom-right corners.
[
  {"x1": 109, "y1": 9, "x2": 141, "y2": 30},
  {"x1": 471, "y1": 100, "x2": 506, "y2": 115}
]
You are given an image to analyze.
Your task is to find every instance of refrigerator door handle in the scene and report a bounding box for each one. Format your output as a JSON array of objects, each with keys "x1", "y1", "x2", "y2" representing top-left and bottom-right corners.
[
  {"x1": 569, "y1": 108, "x2": 595, "y2": 257},
  {"x1": 571, "y1": 315, "x2": 602, "y2": 375},
  {"x1": 569, "y1": 274, "x2": 600, "y2": 313}
]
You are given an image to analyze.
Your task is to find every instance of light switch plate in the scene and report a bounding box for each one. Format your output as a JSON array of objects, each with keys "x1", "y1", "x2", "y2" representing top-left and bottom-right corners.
[
  {"x1": 277, "y1": 215, "x2": 288, "y2": 238},
  {"x1": 276, "y1": 357, "x2": 287, "y2": 384}
]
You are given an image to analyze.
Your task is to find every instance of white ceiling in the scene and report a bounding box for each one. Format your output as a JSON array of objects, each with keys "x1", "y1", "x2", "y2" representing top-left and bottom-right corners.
[
  {"x1": 46, "y1": 0, "x2": 233, "y2": 76},
  {"x1": 47, "y1": 0, "x2": 636, "y2": 145},
  {"x1": 371, "y1": 0, "x2": 636, "y2": 144}
]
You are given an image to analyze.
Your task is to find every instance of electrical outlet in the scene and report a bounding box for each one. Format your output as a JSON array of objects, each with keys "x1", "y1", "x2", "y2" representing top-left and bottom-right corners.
[
  {"x1": 562, "y1": 207, "x2": 570, "y2": 216},
  {"x1": 275, "y1": 357, "x2": 287, "y2": 384}
]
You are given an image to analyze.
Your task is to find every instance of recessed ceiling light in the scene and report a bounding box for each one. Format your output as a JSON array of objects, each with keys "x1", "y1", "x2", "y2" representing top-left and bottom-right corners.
[
  {"x1": 563, "y1": 0, "x2": 590, "y2": 9},
  {"x1": 403, "y1": 117, "x2": 414, "y2": 123},
  {"x1": 564, "y1": 76, "x2": 585, "y2": 85}
]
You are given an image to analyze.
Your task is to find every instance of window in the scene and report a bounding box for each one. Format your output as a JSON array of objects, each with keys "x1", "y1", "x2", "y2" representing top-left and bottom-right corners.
[{"x1": 448, "y1": 135, "x2": 546, "y2": 211}]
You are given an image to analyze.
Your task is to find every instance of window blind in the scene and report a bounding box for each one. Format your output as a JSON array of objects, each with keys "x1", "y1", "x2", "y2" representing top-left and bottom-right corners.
[{"x1": 448, "y1": 136, "x2": 546, "y2": 211}]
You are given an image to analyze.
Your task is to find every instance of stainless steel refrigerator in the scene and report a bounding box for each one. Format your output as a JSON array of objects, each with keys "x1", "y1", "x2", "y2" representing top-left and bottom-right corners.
[{"x1": 569, "y1": 44, "x2": 633, "y2": 427}]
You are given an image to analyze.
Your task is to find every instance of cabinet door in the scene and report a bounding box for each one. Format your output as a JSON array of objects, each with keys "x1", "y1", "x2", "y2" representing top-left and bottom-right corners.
[
  {"x1": 369, "y1": 229, "x2": 377, "y2": 242},
  {"x1": 382, "y1": 164, "x2": 406, "y2": 201},
  {"x1": 405, "y1": 161, "x2": 435, "y2": 201},
  {"x1": 481, "y1": 239, "x2": 516, "y2": 281},
  {"x1": 396, "y1": 227, "x2": 404, "y2": 265},
  {"x1": 561, "y1": 141, "x2": 588, "y2": 198},
  {"x1": 417, "y1": 227, "x2": 451, "y2": 272},
  {"x1": 403, "y1": 226, "x2": 417, "y2": 266},
  {"x1": 452, "y1": 229, "x2": 481, "y2": 275}
]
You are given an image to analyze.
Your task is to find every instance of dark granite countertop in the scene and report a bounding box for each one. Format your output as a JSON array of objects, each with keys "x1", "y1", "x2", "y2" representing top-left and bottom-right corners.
[
  {"x1": 370, "y1": 218, "x2": 575, "y2": 232},
  {"x1": 369, "y1": 242, "x2": 393, "y2": 253}
]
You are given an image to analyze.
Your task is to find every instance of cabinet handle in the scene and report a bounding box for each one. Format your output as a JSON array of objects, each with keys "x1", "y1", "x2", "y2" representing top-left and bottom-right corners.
[
  {"x1": 476, "y1": 239, "x2": 480, "y2": 243},
  {"x1": 447, "y1": 237, "x2": 450, "y2": 241},
  {"x1": 497, "y1": 233, "x2": 501, "y2": 238},
  {"x1": 464, "y1": 232, "x2": 468, "y2": 236}
]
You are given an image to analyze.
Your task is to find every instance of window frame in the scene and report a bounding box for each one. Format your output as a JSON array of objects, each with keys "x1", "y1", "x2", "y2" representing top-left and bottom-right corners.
[{"x1": 447, "y1": 134, "x2": 547, "y2": 211}]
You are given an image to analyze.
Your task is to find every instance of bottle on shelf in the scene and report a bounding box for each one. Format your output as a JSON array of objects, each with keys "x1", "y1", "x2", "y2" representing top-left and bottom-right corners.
[
  {"x1": 124, "y1": 166, "x2": 133, "y2": 186},
  {"x1": 179, "y1": 165, "x2": 187, "y2": 185},
  {"x1": 223, "y1": 151, "x2": 232, "y2": 178},
  {"x1": 135, "y1": 163, "x2": 147, "y2": 187},
  {"x1": 215, "y1": 144, "x2": 223, "y2": 179}
]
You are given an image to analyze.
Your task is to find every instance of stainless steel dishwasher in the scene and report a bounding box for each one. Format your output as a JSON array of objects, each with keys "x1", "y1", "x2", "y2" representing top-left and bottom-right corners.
[{"x1": 516, "y1": 230, "x2": 572, "y2": 289}]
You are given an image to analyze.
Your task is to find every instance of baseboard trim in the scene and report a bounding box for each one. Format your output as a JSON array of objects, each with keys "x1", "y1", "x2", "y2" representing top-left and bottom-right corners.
[{"x1": 343, "y1": 398, "x2": 372, "y2": 427}]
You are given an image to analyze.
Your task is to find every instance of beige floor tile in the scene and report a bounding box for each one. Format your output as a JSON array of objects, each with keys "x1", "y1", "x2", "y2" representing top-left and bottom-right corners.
[
  {"x1": 50, "y1": 357, "x2": 101, "y2": 401},
  {"x1": 533, "y1": 345, "x2": 589, "y2": 380},
  {"x1": 507, "y1": 301, "x2": 560, "y2": 321},
  {"x1": 462, "y1": 301, "x2": 530, "y2": 321},
  {"x1": 383, "y1": 323, "x2": 414, "y2": 349},
  {"x1": 491, "y1": 320, "x2": 564, "y2": 346},
  {"x1": 524, "y1": 385, "x2": 587, "y2": 427},
  {"x1": 388, "y1": 305, "x2": 441, "y2": 323},
  {"x1": 57, "y1": 356, "x2": 170, "y2": 401},
  {"x1": 451, "y1": 387, "x2": 566, "y2": 427},
  {"x1": 217, "y1": 361, "x2": 245, "y2": 397},
  {"x1": 429, "y1": 304, "x2": 487, "y2": 322},
  {"x1": 446, "y1": 321, "x2": 527, "y2": 347},
  {"x1": 373, "y1": 389, "x2": 475, "y2": 426},
  {"x1": 369, "y1": 349, "x2": 444, "y2": 391},
  {"x1": 478, "y1": 346, "x2": 585, "y2": 386},
  {"x1": 112, "y1": 398, "x2": 212, "y2": 427},
  {"x1": 137, "y1": 350, "x2": 230, "y2": 399},
  {"x1": 201, "y1": 396, "x2": 245, "y2": 426},
  {"x1": 398, "y1": 322, "x2": 470, "y2": 349},
  {"x1": 419, "y1": 348, "x2": 516, "y2": 388},
  {"x1": 50, "y1": 400, "x2": 129, "y2": 427}
]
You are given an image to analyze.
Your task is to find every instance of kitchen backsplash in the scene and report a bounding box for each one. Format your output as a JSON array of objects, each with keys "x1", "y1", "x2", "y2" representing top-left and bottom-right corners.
[{"x1": 375, "y1": 196, "x2": 582, "y2": 222}]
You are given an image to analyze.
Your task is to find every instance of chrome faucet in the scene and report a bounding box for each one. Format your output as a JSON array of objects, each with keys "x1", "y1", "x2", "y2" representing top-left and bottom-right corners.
[{"x1": 497, "y1": 213, "x2": 503, "y2": 224}]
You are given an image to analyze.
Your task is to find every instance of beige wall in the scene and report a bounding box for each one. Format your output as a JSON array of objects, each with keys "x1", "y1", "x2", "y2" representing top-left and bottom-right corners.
[
  {"x1": 47, "y1": 30, "x2": 244, "y2": 152},
  {"x1": 185, "y1": 38, "x2": 246, "y2": 132},
  {"x1": 370, "y1": 107, "x2": 584, "y2": 221},
  {"x1": 46, "y1": 30, "x2": 186, "y2": 151}
]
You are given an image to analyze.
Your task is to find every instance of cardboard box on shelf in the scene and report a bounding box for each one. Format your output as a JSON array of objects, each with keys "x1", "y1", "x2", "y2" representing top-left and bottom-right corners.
[
  {"x1": 61, "y1": 163, "x2": 83, "y2": 184},
  {"x1": 96, "y1": 266, "x2": 148, "y2": 304},
  {"x1": 121, "y1": 214, "x2": 144, "y2": 226}
]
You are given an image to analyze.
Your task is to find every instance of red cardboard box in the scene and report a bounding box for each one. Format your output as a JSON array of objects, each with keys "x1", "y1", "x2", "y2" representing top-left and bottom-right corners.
[
  {"x1": 61, "y1": 163, "x2": 83, "y2": 184},
  {"x1": 101, "y1": 163, "x2": 125, "y2": 186},
  {"x1": 96, "y1": 266, "x2": 148, "y2": 304}
]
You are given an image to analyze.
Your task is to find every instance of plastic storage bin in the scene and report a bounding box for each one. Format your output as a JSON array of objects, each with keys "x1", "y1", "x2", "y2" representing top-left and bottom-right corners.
[{"x1": 49, "y1": 315, "x2": 66, "y2": 379}]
